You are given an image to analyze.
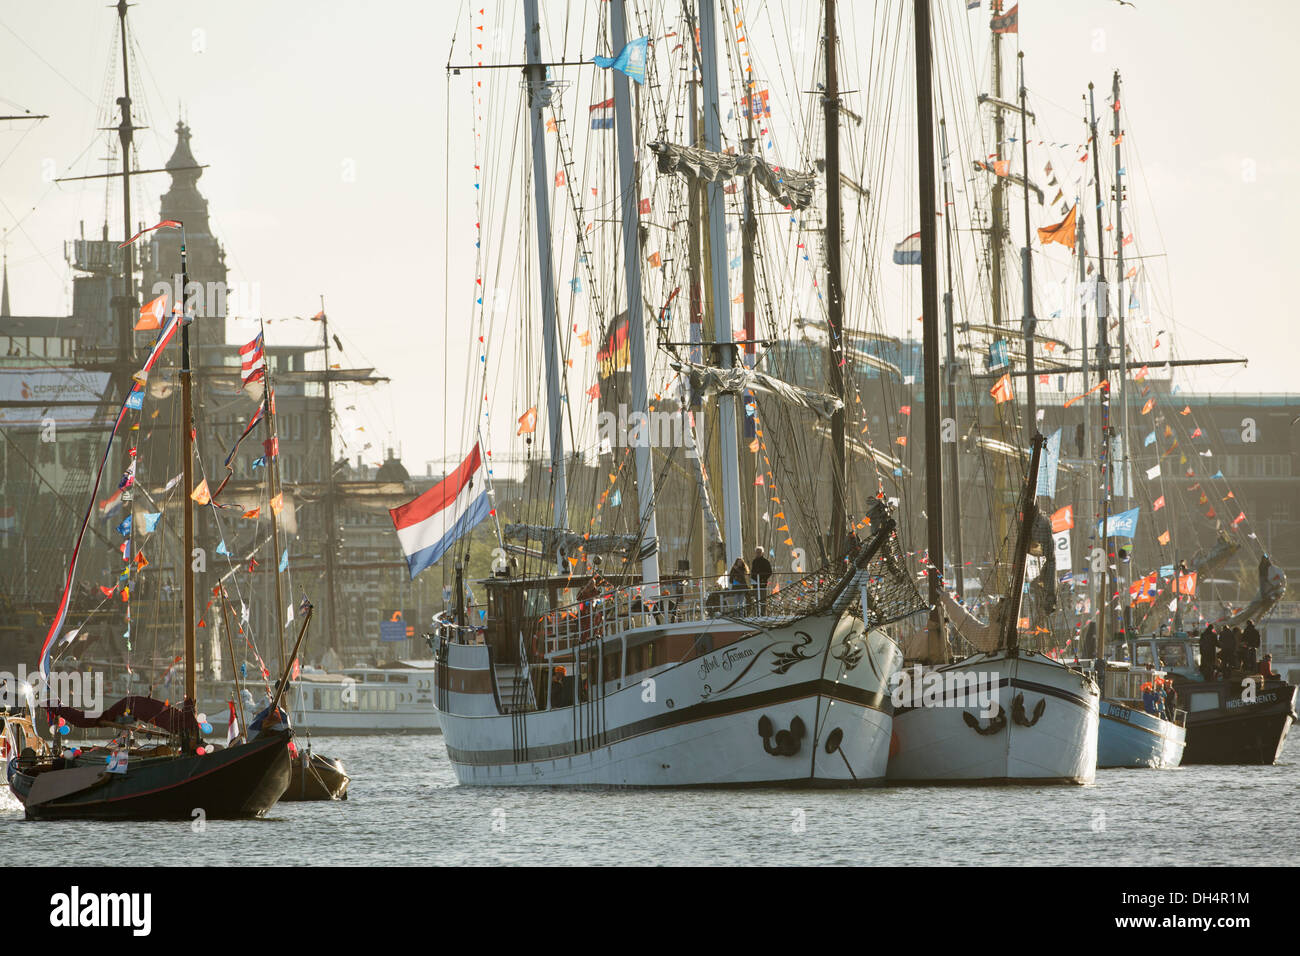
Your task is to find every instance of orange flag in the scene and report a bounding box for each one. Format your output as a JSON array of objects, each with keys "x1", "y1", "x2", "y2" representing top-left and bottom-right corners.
[
  {"x1": 190, "y1": 480, "x2": 211, "y2": 505},
  {"x1": 1050, "y1": 505, "x2": 1074, "y2": 533},
  {"x1": 1036, "y1": 203, "x2": 1077, "y2": 251},
  {"x1": 517, "y1": 406, "x2": 538, "y2": 435},
  {"x1": 270, "y1": 492, "x2": 284, "y2": 516},
  {"x1": 990, "y1": 373, "x2": 1014, "y2": 405},
  {"x1": 136, "y1": 294, "x2": 167, "y2": 331},
  {"x1": 242, "y1": 507, "x2": 261, "y2": 519}
]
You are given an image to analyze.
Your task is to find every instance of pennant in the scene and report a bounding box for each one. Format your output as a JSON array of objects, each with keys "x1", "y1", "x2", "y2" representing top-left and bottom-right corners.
[
  {"x1": 118, "y1": 219, "x2": 181, "y2": 248},
  {"x1": 135, "y1": 294, "x2": 167, "y2": 331},
  {"x1": 279, "y1": 548, "x2": 289, "y2": 572},
  {"x1": 270, "y1": 492, "x2": 284, "y2": 516},
  {"x1": 242, "y1": 507, "x2": 260, "y2": 519},
  {"x1": 238, "y1": 333, "x2": 266, "y2": 388},
  {"x1": 1158, "y1": 530, "x2": 1170, "y2": 546},
  {"x1": 191, "y1": 480, "x2": 211, "y2": 505},
  {"x1": 1153, "y1": 495, "x2": 1165, "y2": 511},
  {"x1": 142, "y1": 512, "x2": 162, "y2": 533},
  {"x1": 990, "y1": 373, "x2": 1014, "y2": 405},
  {"x1": 1036, "y1": 203, "x2": 1077, "y2": 250}
]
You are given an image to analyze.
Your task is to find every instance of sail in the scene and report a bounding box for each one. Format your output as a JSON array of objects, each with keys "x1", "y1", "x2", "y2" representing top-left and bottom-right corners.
[
  {"x1": 672, "y1": 359, "x2": 844, "y2": 420},
  {"x1": 503, "y1": 524, "x2": 656, "y2": 560},
  {"x1": 649, "y1": 140, "x2": 818, "y2": 210}
]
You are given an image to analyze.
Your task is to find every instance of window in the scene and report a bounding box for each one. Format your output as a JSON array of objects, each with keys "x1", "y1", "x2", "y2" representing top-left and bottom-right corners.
[{"x1": 1284, "y1": 628, "x2": 1298, "y2": 657}]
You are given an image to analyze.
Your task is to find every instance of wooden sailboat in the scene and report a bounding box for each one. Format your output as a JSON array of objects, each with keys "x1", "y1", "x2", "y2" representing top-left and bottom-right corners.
[
  {"x1": 9, "y1": 226, "x2": 293, "y2": 820},
  {"x1": 425, "y1": 0, "x2": 925, "y2": 787},
  {"x1": 884, "y1": 0, "x2": 1100, "y2": 784}
]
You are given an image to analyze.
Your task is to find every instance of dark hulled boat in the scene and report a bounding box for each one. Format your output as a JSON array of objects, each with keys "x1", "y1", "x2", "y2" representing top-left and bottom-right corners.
[
  {"x1": 1135, "y1": 636, "x2": 1297, "y2": 765},
  {"x1": 280, "y1": 748, "x2": 350, "y2": 801},
  {"x1": 11, "y1": 729, "x2": 291, "y2": 821}
]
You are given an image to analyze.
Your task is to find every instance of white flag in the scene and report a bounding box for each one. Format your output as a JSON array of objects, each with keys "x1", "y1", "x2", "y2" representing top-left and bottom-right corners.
[{"x1": 1145, "y1": 464, "x2": 1161, "y2": 480}]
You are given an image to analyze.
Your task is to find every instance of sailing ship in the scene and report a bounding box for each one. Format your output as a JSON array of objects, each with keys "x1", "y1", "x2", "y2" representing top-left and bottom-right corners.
[
  {"x1": 415, "y1": 0, "x2": 934, "y2": 787},
  {"x1": 886, "y1": 4, "x2": 1100, "y2": 784},
  {"x1": 9, "y1": 222, "x2": 295, "y2": 820}
]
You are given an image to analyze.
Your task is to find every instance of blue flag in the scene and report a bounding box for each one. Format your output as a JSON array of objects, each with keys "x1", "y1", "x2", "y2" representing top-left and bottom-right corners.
[
  {"x1": 609, "y1": 489, "x2": 622, "y2": 508},
  {"x1": 1096, "y1": 507, "x2": 1140, "y2": 539},
  {"x1": 124, "y1": 390, "x2": 144, "y2": 411},
  {"x1": 252, "y1": 456, "x2": 267, "y2": 469},
  {"x1": 216, "y1": 540, "x2": 231, "y2": 557},
  {"x1": 1036, "y1": 428, "x2": 1061, "y2": 498},
  {"x1": 988, "y1": 338, "x2": 1009, "y2": 371},
  {"x1": 142, "y1": 512, "x2": 162, "y2": 533},
  {"x1": 279, "y1": 548, "x2": 289, "y2": 572},
  {"x1": 593, "y1": 35, "x2": 649, "y2": 84},
  {"x1": 115, "y1": 515, "x2": 133, "y2": 537}
]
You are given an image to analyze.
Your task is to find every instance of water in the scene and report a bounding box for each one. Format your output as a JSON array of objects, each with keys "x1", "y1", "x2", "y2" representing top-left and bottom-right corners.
[{"x1": 4, "y1": 734, "x2": 1296, "y2": 865}]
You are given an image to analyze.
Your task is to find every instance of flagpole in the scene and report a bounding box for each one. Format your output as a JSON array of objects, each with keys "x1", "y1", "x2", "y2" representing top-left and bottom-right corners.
[{"x1": 1087, "y1": 83, "x2": 1113, "y2": 659}]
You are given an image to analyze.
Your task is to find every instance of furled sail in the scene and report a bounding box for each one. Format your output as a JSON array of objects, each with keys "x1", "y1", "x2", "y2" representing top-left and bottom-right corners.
[
  {"x1": 503, "y1": 524, "x2": 656, "y2": 561},
  {"x1": 671, "y1": 359, "x2": 843, "y2": 420},
  {"x1": 650, "y1": 140, "x2": 818, "y2": 211}
]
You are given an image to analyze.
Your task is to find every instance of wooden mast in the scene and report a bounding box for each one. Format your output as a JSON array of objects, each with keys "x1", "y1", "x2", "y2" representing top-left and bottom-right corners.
[
  {"x1": 939, "y1": 118, "x2": 965, "y2": 600},
  {"x1": 913, "y1": 0, "x2": 947, "y2": 659},
  {"x1": 1018, "y1": 52, "x2": 1037, "y2": 438},
  {"x1": 1086, "y1": 82, "x2": 1112, "y2": 657},
  {"x1": 318, "y1": 296, "x2": 341, "y2": 649},
  {"x1": 823, "y1": 0, "x2": 847, "y2": 560},
  {"x1": 180, "y1": 229, "x2": 197, "y2": 708},
  {"x1": 261, "y1": 321, "x2": 288, "y2": 671}
]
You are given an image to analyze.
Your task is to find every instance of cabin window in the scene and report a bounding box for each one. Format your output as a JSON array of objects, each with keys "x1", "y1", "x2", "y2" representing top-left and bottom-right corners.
[
  {"x1": 1188, "y1": 691, "x2": 1220, "y2": 713},
  {"x1": 603, "y1": 648, "x2": 621, "y2": 683},
  {"x1": 1159, "y1": 644, "x2": 1188, "y2": 667}
]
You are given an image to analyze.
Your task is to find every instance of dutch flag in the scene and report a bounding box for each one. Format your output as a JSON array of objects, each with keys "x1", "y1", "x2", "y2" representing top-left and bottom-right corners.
[
  {"x1": 892, "y1": 232, "x2": 922, "y2": 265},
  {"x1": 590, "y1": 98, "x2": 614, "y2": 130},
  {"x1": 389, "y1": 443, "x2": 492, "y2": 579}
]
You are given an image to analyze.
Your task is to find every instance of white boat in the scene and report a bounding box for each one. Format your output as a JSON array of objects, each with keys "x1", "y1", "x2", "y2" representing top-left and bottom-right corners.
[
  {"x1": 434, "y1": 537, "x2": 913, "y2": 787},
  {"x1": 283, "y1": 662, "x2": 440, "y2": 734},
  {"x1": 887, "y1": 649, "x2": 1100, "y2": 783}
]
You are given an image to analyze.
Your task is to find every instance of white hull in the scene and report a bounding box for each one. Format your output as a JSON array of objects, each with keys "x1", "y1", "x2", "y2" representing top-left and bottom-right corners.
[
  {"x1": 438, "y1": 612, "x2": 902, "y2": 787},
  {"x1": 886, "y1": 650, "x2": 1099, "y2": 784}
]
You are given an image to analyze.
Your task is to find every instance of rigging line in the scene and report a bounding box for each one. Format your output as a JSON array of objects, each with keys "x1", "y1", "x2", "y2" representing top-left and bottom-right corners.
[{"x1": 0, "y1": 17, "x2": 100, "y2": 107}]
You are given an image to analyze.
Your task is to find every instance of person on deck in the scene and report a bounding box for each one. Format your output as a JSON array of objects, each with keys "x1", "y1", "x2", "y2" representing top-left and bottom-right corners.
[
  {"x1": 750, "y1": 548, "x2": 773, "y2": 612},
  {"x1": 1198, "y1": 625, "x2": 1218, "y2": 681},
  {"x1": 1140, "y1": 682, "x2": 1159, "y2": 716},
  {"x1": 1242, "y1": 619, "x2": 1261, "y2": 672},
  {"x1": 728, "y1": 557, "x2": 749, "y2": 591},
  {"x1": 1162, "y1": 679, "x2": 1178, "y2": 720},
  {"x1": 1219, "y1": 627, "x2": 1240, "y2": 674},
  {"x1": 1259, "y1": 654, "x2": 1280, "y2": 681}
]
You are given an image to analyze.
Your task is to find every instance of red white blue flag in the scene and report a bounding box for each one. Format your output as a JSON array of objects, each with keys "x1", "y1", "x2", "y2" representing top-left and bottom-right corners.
[
  {"x1": 589, "y1": 98, "x2": 614, "y2": 130},
  {"x1": 239, "y1": 333, "x2": 266, "y2": 388},
  {"x1": 389, "y1": 444, "x2": 491, "y2": 579}
]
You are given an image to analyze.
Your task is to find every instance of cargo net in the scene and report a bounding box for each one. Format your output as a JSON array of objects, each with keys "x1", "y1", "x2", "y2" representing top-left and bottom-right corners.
[{"x1": 731, "y1": 519, "x2": 927, "y2": 630}]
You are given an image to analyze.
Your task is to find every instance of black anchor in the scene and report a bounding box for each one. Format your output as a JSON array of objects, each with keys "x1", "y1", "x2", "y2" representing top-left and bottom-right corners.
[{"x1": 758, "y1": 714, "x2": 806, "y2": 756}]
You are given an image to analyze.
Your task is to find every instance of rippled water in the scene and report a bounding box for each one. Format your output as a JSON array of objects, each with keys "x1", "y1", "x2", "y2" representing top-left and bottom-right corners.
[{"x1": 3, "y1": 734, "x2": 1295, "y2": 865}]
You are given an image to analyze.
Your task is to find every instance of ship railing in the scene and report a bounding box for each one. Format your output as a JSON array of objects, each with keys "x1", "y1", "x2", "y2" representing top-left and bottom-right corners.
[{"x1": 539, "y1": 573, "x2": 833, "y2": 656}]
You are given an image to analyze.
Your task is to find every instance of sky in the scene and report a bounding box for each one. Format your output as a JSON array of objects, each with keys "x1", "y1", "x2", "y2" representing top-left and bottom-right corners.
[{"x1": 1, "y1": 0, "x2": 1297, "y2": 476}]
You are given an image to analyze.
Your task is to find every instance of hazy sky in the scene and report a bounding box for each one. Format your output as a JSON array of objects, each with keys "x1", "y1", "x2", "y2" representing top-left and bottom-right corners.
[{"x1": 2, "y1": 0, "x2": 1296, "y2": 474}]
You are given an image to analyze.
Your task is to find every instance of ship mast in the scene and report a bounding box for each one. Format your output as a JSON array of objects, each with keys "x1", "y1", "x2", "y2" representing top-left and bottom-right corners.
[
  {"x1": 522, "y1": 0, "x2": 568, "y2": 544},
  {"x1": 823, "y1": 0, "x2": 847, "y2": 559},
  {"x1": 985, "y1": 0, "x2": 1011, "y2": 596},
  {"x1": 180, "y1": 230, "x2": 197, "y2": 708},
  {"x1": 698, "y1": 0, "x2": 744, "y2": 566},
  {"x1": 1111, "y1": 69, "x2": 1131, "y2": 641},
  {"x1": 939, "y1": 118, "x2": 964, "y2": 600},
  {"x1": 261, "y1": 322, "x2": 288, "y2": 670},
  {"x1": 1087, "y1": 82, "x2": 1113, "y2": 657},
  {"x1": 913, "y1": 0, "x2": 947, "y2": 659},
  {"x1": 113, "y1": 0, "x2": 138, "y2": 372},
  {"x1": 1017, "y1": 52, "x2": 1037, "y2": 438},
  {"x1": 318, "y1": 296, "x2": 341, "y2": 647},
  {"x1": 609, "y1": 0, "x2": 660, "y2": 590}
]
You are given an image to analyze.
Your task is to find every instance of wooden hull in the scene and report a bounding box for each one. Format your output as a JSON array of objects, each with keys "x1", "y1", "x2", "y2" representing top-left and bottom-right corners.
[
  {"x1": 279, "y1": 751, "x2": 350, "y2": 801},
  {"x1": 438, "y1": 614, "x2": 903, "y2": 787},
  {"x1": 886, "y1": 651, "x2": 1100, "y2": 784},
  {"x1": 10, "y1": 730, "x2": 292, "y2": 821}
]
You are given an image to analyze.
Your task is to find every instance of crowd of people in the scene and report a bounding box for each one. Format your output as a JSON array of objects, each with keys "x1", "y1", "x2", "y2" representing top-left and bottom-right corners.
[
  {"x1": 1195, "y1": 619, "x2": 1281, "y2": 681},
  {"x1": 728, "y1": 548, "x2": 774, "y2": 611},
  {"x1": 1140, "y1": 678, "x2": 1178, "y2": 719}
]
